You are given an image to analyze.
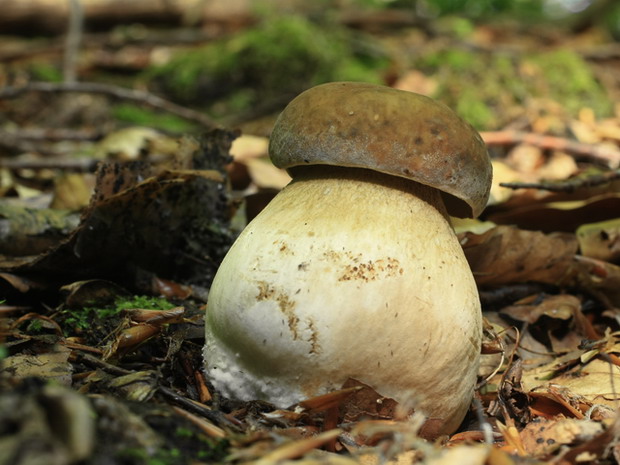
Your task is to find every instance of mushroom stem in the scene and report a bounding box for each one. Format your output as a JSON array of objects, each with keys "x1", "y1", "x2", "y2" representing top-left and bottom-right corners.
[{"x1": 205, "y1": 167, "x2": 481, "y2": 434}]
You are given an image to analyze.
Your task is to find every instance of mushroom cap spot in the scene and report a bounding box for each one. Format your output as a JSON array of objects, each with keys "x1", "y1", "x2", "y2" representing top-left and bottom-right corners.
[{"x1": 269, "y1": 81, "x2": 492, "y2": 218}]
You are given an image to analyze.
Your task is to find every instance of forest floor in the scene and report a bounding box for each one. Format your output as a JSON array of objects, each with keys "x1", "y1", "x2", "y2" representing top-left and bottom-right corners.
[{"x1": 1, "y1": 2, "x2": 620, "y2": 464}]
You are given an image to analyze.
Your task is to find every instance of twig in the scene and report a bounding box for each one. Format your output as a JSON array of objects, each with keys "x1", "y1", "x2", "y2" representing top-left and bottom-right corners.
[
  {"x1": 473, "y1": 398, "x2": 494, "y2": 445},
  {"x1": 64, "y1": 0, "x2": 83, "y2": 83},
  {"x1": 171, "y1": 406, "x2": 227, "y2": 438},
  {"x1": 499, "y1": 169, "x2": 620, "y2": 192},
  {"x1": 0, "y1": 156, "x2": 101, "y2": 172},
  {"x1": 0, "y1": 81, "x2": 221, "y2": 130},
  {"x1": 157, "y1": 385, "x2": 241, "y2": 431},
  {"x1": 1, "y1": 128, "x2": 102, "y2": 142},
  {"x1": 481, "y1": 130, "x2": 620, "y2": 168},
  {"x1": 75, "y1": 352, "x2": 133, "y2": 376}
]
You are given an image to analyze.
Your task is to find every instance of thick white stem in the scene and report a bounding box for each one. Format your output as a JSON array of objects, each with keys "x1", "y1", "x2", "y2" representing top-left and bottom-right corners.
[{"x1": 205, "y1": 168, "x2": 481, "y2": 434}]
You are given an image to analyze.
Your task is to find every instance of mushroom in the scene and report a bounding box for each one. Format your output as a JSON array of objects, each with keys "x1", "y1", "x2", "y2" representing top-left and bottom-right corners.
[{"x1": 204, "y1": 82, "x2": 492, "y2": 435}]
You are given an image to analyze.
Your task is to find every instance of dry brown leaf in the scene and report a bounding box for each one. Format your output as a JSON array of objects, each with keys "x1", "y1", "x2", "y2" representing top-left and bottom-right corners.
[
  {"x1": 486, "y1": 193, "x2": 620, "y2": 233},
  {"x1": 245, "y1": 158, "x2": 291, "y2": 189},
  {"x1": 499, "y1": 293, "x2": 598, "y2": 353},
  {"x1": 551, "y1": 359, "x2": 620, "y2": 407},
  {"x1": 1, "y1": 344, "x2": 72, "y2": 385},
  {"x1": 339, "y1": 379, "x2": 401, "y2": 424},
  {"x1": 535, "y1": 152, "x2": 578, "y2": 182},
  {"x1": 94, "y1": 127, "x2": 178, "y2": 162},
  {"x1": 576, "y1": 218, "x2": 620, "y2": 263},
  {"x1": 392, "y1": 70, "x2": 437, "y2": 96},
  {"x1": 51, "y1": 173, "x2": 95, "y2": 211},
  {"x1": 357, "y1": 450, "x2": 418, "y2": 465},
  {"x1": 528, "y1": 385, "x2": 590, "y2": 419},
  {"x1": 228, "y1": 134, "x2": 291, "y2": 190},
  {"x1": 460, "y1": 226, "x2": 578, "y2": 286},
  {"x1": 294, "y1": 384, "x2": 363, "y2": 413},
  {"x1": 522, "y1": 339, "x2": 620, "y2": 408},
  {"x1": 229, "y1": 134, "x2": 269, "y2": 162},
  {"x1": 500, "y1": 294, "x2": 580, "y2": 324},
  {"x1": 570, "y1": 119, "x2": 600, "y2": 144},
  {"x1": 570, "y1": 255, "x2": 620, "y2": 306},
  {"x1": 488, "y1": 160, "x2": 521, "y2": 205},
  {"x1": 253, "y1": 429, "x2": 342, "y2": 465},
  {"x1": 519, "y1": 417, "x2": 604, "y2": 458},
  {"x1": 597, "y1": 121, "x2": 620, "y2": 142},
  {"x1": 553, "y1": 414, "x2": 620, "y2": 464},
  {"x1": 422, "y1": 444, "x2": 490, "y2": 465},
  {"x1": 505, "y1": 144, "x2": 544, "y2": 174}
]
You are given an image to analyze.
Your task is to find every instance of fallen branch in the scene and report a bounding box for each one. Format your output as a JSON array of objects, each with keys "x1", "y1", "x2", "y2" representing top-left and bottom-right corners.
[
  {"x1": 481, "y1": 130, "x2": 620, "y2": 168},
  {"x1": 1, "y1": 128, "x2": 103, "y2": 142},
  {"x1": 0, "y1": 128, "x2": 102, "y2": 159},
  {"x1": 499, "y1": 169, "x2": 620, "y2": 192},
  {"x1": 0, "y1": 156, "x2": 101, "y2": 172},
  {"x1": 0, "y1": 81, "x2": 220, "y2": 130}
]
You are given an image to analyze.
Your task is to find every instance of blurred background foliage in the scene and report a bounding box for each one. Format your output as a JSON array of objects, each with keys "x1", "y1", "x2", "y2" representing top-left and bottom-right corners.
[
  {"x1": 135, "y1": 0, "x2": 619, "y2": 131},
  {"x1": 146, "y1": 16, "x2": 389, "y2": 117},
  {"x1": 2, "y1": 0, "x2": 619, "y2": 133}
]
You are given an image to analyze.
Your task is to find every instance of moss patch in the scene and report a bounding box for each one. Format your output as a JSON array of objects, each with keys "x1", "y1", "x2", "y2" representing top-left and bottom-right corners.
[
  {"x1": 416, "y1": 48, "x2": 611, "y2": 129},
  {"x1": 61, "y1": 295, "x2": 175, "y2": 338},
  {"x1": 146, "y1": 15, "x2": 388, "y2": 116},
  {"x1": 112, "y1": 104, "x2": 195, "y2": 132}
]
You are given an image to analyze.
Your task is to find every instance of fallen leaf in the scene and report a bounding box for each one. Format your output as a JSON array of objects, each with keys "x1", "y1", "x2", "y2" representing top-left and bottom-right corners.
[
  {"x1": 253, "y1": 429, "x2": 342, "y2": 465},
  {"x1": 500, "y1": 294, "x2": 580, "y2": 324},
  {"x1": 1, "y1": 344, "x2": 72, "y2": 385},
  {"x1": 423, "y1": 444, "x2": 490, "y2": 465},
  {"x1": 519, "y1": 417, "x2": 604, "y2": 458},
  {"x1": 569, "y1": 255, "x2": 620, "y2": 306},
  {"x1": 576, "y1": 218, "x2": 620, "y2": 263},
  {"x1": 522, "y1": 338, "x2": 620, "y2": 408},
  {"x1": 486, "y1": 192, "x2": 620, "y2": 233},
  {"x1": 460, "y1": 226, "x2": 578, "y2": 286}
]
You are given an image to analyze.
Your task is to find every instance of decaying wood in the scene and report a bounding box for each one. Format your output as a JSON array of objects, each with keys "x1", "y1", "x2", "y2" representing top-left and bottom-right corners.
[{"x1": 500, "y1": 169, "x2": 620, "y2": 192}]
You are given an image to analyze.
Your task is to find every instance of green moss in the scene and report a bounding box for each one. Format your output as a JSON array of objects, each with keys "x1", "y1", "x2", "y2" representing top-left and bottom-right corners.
[
  {"x1": 174, "y1": 427, "x2": 194, "y2": 438},
  {"x1": 416, "y1": 48, "x2": 611, "y2": 129},
  {"x1": 526, "y1": 50, "x2": 612, "y2": 116},
  {"x1": 113, "y1": 295, "x2": 176, "y2": 311},
  {"x1": 112, "y1": 104, "x2": 194, "y2": 132},
  {"x1": 62, "y1": 295, "x2": 175, "y2": 332},
  {"x1": 607, "y1": 3, "x2": 620, "y2": 40},
  {"x1": 26, "y1": 319, "x2": 44, "y2": 333},
  {"x1": 117, "y1": 428, "x2": 228, "y2": 464},
  {"x1": 455, "y1": 89, "x2": 495, "y2": 129},
  {"x1": 29, "y1": 63, "x2": 63, "y2": 82},
  {"x1": 146, "y1": 15, "x2": 388, "y2": 114}
]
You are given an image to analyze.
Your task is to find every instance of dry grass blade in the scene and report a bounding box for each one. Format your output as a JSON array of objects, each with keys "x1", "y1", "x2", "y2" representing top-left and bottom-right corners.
[
  {"x1": 253, "y1": 429, "x2": 342, "y2": 464},
  {"x1": 294, "y1": 386, "x2": 364, "y2": 413},
  {"x1": 171, "y1": 405, "x2": 227, "y2": 438}
]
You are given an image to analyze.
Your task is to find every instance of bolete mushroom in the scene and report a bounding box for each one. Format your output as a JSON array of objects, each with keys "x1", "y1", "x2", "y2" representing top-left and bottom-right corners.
[{"x1": 204, "y1": 82, "x2": 492, "y2": 435}]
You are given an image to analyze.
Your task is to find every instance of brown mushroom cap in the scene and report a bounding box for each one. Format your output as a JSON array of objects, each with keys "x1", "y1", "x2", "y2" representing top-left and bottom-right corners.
[{"x1": 269, "y1": 81, "x2": 492, "y2": 218}]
